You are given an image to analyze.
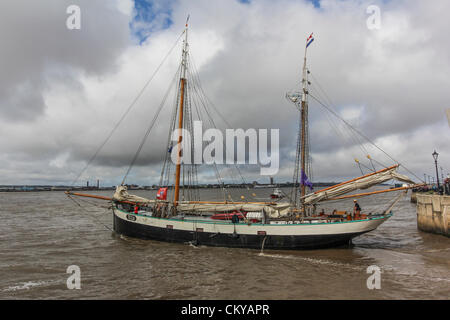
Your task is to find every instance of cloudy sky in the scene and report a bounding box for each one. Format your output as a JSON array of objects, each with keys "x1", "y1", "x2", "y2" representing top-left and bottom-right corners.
[{"x1": 0, "y1": 0, "x2": 448, "y2": 187}]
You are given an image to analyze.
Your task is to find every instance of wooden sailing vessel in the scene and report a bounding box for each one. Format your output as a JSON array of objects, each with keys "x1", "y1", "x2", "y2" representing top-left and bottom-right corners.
[{"x1": 67, "y1": 24, "x2": 421, "y2": 250}]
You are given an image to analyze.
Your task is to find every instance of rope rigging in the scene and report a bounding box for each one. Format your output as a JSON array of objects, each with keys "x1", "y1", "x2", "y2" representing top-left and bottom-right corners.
[
  {"x1": 121, "y1": 64, "x2": 182, "y2": 185},
  {"x1": 180, "y1": 51, "x2": 256, "y2": 201},
  {"x1": 71, "y1": 22, "x2": 267, "y2": 203},
  {"x1": 70, "y1": 30, "x2": 186, "y2": 187},
  {"x1": 66, "y1": 194, "x2": 114, "y2": 232},
  {"x1": 306, "y1": 70, "x2": 423, "y2": 183},
  {"x1": 308, "y1": 91, "x2": 423, "y2": 183},
  {"x1": 154, "y1": 46, "x2": 234, "y2": 202},
  {"x1": 188, "y1": 53, "x2": 254, "y2": 190},
  {"x1": 308, "y1": 71, "x2": 397, "y2": 177},
  {"x1": 308, "y1": 79, "x2": 374, "y2": 173}
]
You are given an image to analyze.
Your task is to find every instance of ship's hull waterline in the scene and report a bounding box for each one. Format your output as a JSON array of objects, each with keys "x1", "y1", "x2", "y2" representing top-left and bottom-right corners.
[{"x1": 112, "y1": 207, "x2": 391, "y2": 250}]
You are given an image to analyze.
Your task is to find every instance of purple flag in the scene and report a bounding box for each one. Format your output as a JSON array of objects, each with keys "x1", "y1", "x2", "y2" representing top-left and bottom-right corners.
[{"x1": 301, "y1": 170, "x2": 313, "y2": 190}]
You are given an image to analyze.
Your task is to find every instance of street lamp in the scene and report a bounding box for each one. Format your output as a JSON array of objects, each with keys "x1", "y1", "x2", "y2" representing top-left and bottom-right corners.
[{"x1": 432, "y1": 150, "x2": 441, "y2": 194}]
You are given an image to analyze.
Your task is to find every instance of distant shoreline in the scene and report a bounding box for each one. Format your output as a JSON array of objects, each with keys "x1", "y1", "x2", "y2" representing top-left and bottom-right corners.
[{"x1": 1, "y1": 182, "x2": 389, "y2": 192}]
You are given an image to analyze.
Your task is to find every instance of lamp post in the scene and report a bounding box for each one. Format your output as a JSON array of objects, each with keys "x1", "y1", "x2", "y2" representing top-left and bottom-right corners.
[{"x1": 432, "y1": 150, "x2": 441, "y2": 194}]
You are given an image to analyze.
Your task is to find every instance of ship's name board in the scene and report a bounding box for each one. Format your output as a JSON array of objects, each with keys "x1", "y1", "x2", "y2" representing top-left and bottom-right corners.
[{"x1": 126, "y1": 214, "x2": 136, "y2": 221}]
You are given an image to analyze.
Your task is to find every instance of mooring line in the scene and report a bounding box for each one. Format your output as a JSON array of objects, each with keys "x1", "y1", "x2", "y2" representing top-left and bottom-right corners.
[{"x1": 67, "y1": 195, "x2": 114, "y2": 232}]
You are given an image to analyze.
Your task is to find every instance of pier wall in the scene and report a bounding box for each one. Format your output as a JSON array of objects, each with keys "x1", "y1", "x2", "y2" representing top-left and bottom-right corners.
[
  {"x1": 410, "y1": 192, "x2": 417, "y2": 203},
  {"x1": 416, "y1": 194, "x2": 450, "y2": 237}
]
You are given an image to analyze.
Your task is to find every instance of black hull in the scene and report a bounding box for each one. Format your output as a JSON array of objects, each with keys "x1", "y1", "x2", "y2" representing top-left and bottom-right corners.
[{"x1": 113, "y1": 213, "x2": 365, "y2": 250}]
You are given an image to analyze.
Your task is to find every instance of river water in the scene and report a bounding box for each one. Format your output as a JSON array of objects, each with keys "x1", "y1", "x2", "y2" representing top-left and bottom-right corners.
[{"x1": 0, "y1": 188, "x2": 449, "y2": 300}]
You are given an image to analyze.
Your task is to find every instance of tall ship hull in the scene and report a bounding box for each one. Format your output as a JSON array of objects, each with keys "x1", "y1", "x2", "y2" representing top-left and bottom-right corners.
[{"x1": 113, "y1": 206, "x2": 391, "y2": 250}]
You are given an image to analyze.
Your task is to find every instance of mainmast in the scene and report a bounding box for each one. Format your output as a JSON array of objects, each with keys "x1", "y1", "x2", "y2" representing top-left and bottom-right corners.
[
  {"x1": 299, "y1": 35, "x2": 311, "y2": 211},
  {"x1": 173, "y1": 16, "x2": 189, "y2": 206},
  {"x1": 287, "y1": 33, "x2": 313, "y2": 212}
]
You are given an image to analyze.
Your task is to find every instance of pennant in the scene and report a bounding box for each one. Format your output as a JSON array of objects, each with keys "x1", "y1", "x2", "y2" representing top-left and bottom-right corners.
[{"x1": 306, "y1": 33, "x2": 314, "y2": 48}]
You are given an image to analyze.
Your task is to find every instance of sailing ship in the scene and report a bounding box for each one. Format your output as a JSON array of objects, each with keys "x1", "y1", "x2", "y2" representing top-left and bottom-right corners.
[{"x1": 67, "y1": 24, "x2": 420, "y2": 250}]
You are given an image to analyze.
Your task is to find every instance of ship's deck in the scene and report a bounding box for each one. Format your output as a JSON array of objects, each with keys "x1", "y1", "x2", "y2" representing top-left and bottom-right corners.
[{"x1": 116, "y1": 206, "x2": 389, "y2": 226}]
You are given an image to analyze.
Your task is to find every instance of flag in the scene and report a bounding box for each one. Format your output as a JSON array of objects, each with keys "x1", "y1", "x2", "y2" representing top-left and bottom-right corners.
[
  {"x1": 306, "y1": 33, "x2": 314, "y2": 48},
  {"x1": 301, "y1": 169, "x2": 313, "y2": 190},
  {"x1": 157, "y1": 187, "x2": 168, "y2": 200}
]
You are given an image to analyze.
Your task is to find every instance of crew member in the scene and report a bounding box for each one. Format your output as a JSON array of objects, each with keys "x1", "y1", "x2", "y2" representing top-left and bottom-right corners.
[
  {"x1": 353, "y1": 199, "x2": 361, "y2": 219},
  {"x1": 231, "y1": 213, "x2": 240, "y2": 224}
]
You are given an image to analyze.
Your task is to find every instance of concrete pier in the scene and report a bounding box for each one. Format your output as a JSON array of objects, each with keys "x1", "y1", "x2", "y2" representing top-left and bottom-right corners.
[{"x1": 416, "y1": 194, "x2": 450, "y2": 237}]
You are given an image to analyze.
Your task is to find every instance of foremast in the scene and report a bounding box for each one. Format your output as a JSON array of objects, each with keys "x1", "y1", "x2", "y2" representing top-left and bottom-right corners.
[{"x1": 173, "y1": 16, "x2": 189, "y2": 206}]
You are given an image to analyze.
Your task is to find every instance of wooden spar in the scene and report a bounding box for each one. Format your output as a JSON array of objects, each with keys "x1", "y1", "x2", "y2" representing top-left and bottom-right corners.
[
  {"x1": 300, "y1": 97, "x2": 306, "y2": 203},
  {"x1": 299, "y1": 36, "x2": 309, "y2": 210},
  {"x1": 65, "y1": 191, "x2": 112, "y2": 201},
  {"x1": 65, "y1": 192, "x2": 277, "y2": 206},
  {"x1": 173, "y1": 21, "x2": 189, "y2": 207},
  {"x1": 185, "y1": 200, "x2": 277, "y2": 205},
  {"x1": 65, "y1": 191, "x2": 147, "y2": 205},
  {"x1": 173, "y1": 77, "x2": 186, "y2": 207},
  {"x1": 313, "y1": 164, "x2": 399, "y2": 195},
  {"x1": 325, "y1": 184, "x2": 424, "y2": 201}
]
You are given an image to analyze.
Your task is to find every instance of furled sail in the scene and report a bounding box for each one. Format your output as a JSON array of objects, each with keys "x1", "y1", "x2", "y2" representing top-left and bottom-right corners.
[
  {"x1": 302, "y1": 166, "x2": 415, "y2": 205},
  {"x1": 112, "y1": 185, "x2": 292, "y2": 218},
  {"x1": 177, "y1": 202, "x2": 292, "y2": 218},
  {"x1": 113, "y1": 185, "x2": 155, "y2": 204}
]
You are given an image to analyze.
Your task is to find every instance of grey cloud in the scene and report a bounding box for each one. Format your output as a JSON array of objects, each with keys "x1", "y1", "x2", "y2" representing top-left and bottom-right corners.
[
  {"x1": 1, "y1": 0, "x2": 449, "y2": 186},
  {"x1": 0, "y1": 0, "x2": 130, "y2": 122}
]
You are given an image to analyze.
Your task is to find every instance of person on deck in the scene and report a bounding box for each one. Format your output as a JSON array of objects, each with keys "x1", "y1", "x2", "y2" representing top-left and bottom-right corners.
[{"x1": 353, "y1": 199, "x2": 361, "y2": 219}]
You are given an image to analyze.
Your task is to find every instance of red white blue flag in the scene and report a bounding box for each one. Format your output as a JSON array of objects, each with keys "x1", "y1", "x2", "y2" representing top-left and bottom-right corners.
[{"x1": 306, "y1": 33, "x2": 314, "y2": 48}]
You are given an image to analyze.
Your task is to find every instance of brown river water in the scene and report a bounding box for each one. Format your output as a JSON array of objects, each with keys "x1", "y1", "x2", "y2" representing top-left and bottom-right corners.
[{"x1": 0, "y1": 188, "x2": 449, "y2": 300}]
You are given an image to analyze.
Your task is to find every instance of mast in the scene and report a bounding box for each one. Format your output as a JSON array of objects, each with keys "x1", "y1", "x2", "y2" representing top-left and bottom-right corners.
[
  {"x1": 300, "y1": 34, "x2": 312, "y2": 212},
  {"x1": 286, "y1": 33, "x2": 313, "y2": 210},
  {"x1": 173, "y1": 16, "x2": 189, "y2": 206},
  {"x1": 300, "y1": 49, "x2": 307, "y2": 207}
]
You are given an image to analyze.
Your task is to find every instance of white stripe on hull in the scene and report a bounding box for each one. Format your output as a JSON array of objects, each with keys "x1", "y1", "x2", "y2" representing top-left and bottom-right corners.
[{"x1": 113, "y1": 208, "x2": 390, "y2": 237}]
